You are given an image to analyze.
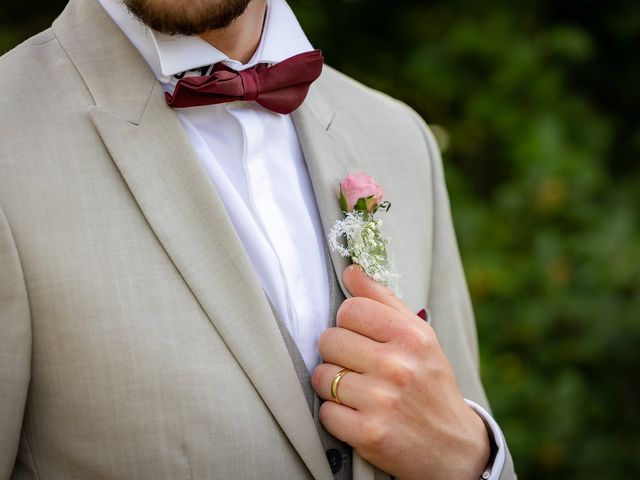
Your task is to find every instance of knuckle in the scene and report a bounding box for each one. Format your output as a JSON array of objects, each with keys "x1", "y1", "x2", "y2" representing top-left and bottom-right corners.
[
  {"x1": 371, "y1": 386, "x2": 401, "y2": 411},
  {"x1": 317, "y1": 327, "x2": 338, "y2": 351},
  {"x1": 310, "y1": 366, "x2": 325, "y2": 392},
  {"x1": 408, "y1": 326, "x2": 437, "y2": 353},
  {"x1": 381, "y1": 356, "x2": 415, "y2": 388},
  {"x1": 318, "y1": 400, "x2": 333, "y2": 425},
  {"x1": 336, "y1": 297, "x2": 357, "y2": 324},
  {"x1": 336, "y1": 296, "x2": 369, "y2": 327},
  {"x1": 319, "y1": 399, "x2": 331, "y2": 416},
  {"x1": 362, "y1": 418, "x2": 389, "y2": 451},
  {"x1": 394, "y1": 364, "x2": 415, "y2": 388}
]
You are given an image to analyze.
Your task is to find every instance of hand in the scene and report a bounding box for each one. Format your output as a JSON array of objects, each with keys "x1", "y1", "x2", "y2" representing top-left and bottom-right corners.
[{"x1": 311, "y1": 265, "x2": 490, "y2": 480}]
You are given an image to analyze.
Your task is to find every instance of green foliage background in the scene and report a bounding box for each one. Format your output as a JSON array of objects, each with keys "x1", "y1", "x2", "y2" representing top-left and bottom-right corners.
[{"x1": 2, "y1": 1, "x2": 639, "y2": 478}]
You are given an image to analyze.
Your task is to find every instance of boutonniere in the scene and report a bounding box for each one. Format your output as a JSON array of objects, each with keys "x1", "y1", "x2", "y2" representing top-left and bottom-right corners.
[{"x1": 328, "y1": 173, "x2": 400, "y2": 294}]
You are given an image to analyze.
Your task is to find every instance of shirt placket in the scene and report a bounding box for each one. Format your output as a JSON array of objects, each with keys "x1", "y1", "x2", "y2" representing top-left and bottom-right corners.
[{"x1": 228, "y1": 105, "x2": 304, "y2": 344}]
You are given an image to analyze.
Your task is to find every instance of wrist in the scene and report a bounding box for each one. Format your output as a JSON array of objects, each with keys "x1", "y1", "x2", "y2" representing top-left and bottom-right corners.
[{"x1": 462, "y1": 405, "x2": 492, "y2": 480}]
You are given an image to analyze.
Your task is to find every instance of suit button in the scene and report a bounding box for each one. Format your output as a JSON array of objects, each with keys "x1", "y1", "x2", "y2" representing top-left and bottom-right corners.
[{"x1": 326, "y1": 448, "x2": 343, "y2": 473}]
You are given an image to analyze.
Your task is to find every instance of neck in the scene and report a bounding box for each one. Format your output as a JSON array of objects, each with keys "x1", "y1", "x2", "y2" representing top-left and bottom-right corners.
[{"x1": 199, "y1": 0, "x2": 268, "y2": 64}]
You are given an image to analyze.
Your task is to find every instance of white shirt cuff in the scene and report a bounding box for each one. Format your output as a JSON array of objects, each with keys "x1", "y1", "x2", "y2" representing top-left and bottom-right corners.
[{"x1": 464, "y1": 399, "x2": 506, "y2": 480}]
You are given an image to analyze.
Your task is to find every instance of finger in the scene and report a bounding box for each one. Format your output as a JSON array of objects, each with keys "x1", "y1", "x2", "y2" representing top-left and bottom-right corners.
[
  {"x1": 318, "y1": 326, "x2": 381, "y2": 372},
  {"x1": 343, "y1": 265, "x2": 414, "y2": 317},
  {"x1": 318, "y1": 400, "x2": 365, "y2": 448},
  {"x1": 336, "y1": 296, "x2": 420, "y2": 343},
  {"x1": 311, "y1": 363, "x2": 372, "y2": 410}
]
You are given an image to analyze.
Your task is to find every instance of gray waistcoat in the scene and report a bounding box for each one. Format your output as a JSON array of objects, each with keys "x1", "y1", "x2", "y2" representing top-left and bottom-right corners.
[{"x1": 270, "y1": 264, "x2": 352, "y2": 480}]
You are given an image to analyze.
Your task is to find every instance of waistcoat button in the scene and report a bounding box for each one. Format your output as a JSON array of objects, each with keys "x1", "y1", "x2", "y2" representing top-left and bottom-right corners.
[{"x1": 326, "y1": 448, "x2": 343, "y2": 473}]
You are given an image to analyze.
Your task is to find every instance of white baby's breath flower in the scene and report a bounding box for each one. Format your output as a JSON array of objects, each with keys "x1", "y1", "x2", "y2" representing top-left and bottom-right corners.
[{"x1": 328, "y1": 211, "x2": 400, "y2": 294}]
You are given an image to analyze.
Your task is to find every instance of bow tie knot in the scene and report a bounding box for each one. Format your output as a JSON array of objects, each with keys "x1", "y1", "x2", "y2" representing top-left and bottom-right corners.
[
  {"x1": 165, "y1": 50, "x2": 324, "y2": 114},
  {"x1": 239, "y1": 68, "x2": 261, "y2": 102}
]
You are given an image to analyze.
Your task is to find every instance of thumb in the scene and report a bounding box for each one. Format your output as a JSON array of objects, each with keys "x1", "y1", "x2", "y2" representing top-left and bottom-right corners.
[{"x1": 343, "y1": 264, "x2": 414, "y2": 317}]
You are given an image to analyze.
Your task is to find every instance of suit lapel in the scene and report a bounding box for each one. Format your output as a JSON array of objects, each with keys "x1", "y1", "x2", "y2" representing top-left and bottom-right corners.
[
  {"x1": 54, "y1": 2, "x2": 331, "y2": 479},
  {"x1": 292, "y1": 89, "x2": 353, "y2": 300}
]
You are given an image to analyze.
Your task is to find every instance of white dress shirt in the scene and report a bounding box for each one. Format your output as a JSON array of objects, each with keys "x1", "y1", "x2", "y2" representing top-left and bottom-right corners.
[
  {"x1": 98, "y1": 0, "x2": 330, "y2": 372},
  {"x1": 97, "y1": 1, "x2": 507, "y2": 477}
]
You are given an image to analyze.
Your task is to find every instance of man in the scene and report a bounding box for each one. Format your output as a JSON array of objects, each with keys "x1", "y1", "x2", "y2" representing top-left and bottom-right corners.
[{"x1": 0, "y1": 0, "x2": 516, "y2": 478}]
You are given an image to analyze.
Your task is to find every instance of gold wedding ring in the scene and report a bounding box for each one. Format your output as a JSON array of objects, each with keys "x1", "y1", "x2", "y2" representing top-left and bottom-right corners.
[{"x1": 330, "y1": 368, "x2": 352, "y2": 405}]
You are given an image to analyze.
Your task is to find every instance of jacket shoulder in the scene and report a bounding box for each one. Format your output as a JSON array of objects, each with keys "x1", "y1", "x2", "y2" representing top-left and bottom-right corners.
[
  {"x1": 1, "y1": 28, "x2": 57, "y2": 68},
  {"x1": 314, "y1": 65, "x2": 438, "y2": 161},
  {"x1": 316, "y1": 65, "x2": 432, "y2": 144},
  {"x1": 317, "y1": 65, "x2": 419, "y2": 122},
  {"x1": 0, "y1": 28, "x2": 73, "y2": 102}
]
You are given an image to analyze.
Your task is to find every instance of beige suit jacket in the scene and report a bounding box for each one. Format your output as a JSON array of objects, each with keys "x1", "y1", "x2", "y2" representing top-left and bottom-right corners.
[{"x1": 0, "y1": 0, "x2": 515, "y2": 478}]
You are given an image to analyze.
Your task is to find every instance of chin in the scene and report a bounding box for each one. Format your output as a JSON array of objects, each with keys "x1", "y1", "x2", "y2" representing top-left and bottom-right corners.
[{"x1": 123, "y1": 0, "x2": 252, "y2": 35}]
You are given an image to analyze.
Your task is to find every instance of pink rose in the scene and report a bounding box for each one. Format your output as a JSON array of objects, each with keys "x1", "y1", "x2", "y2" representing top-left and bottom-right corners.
[{"x1": 339, "y1": 172, "x2": 384, "y2": 212}]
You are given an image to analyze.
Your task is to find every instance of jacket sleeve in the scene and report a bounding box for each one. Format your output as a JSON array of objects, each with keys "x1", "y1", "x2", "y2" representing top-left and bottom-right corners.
[
  {"x1": 0, "y1": 203, "x2": 31, "y2": 479},
  {"x1": 411, "y1": 108, "x2": 518, "y2": 480}
]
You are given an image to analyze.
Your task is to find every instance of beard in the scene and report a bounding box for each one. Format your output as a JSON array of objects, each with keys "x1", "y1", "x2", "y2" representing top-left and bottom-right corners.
[{"x1": 123, "y1": 0, "x2": 253, "y2": 36}]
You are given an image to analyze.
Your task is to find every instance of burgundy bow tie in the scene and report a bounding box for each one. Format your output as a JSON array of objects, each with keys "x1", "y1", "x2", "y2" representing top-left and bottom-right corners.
[{"x1": 165, "y1": 49, "x2": 324, "y2": 114}]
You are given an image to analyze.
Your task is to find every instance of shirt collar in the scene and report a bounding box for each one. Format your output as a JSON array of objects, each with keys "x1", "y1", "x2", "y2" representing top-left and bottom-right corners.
[{"x1": 97, "y1": 0, "x2": 314, "y2": 83}]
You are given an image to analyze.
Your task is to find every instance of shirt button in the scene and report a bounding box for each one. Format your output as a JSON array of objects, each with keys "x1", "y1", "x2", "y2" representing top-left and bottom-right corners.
[{"x1": 326, "y1": 448, "x2": 343, "y2": 473}]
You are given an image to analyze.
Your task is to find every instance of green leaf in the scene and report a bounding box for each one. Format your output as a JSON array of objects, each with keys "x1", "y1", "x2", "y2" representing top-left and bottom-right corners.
[
  {"x1": 354, "y1": 197, "x2": 369, "y2": 212},
  {"x1": 339, "y1": 189, "x2": 349, "y2": 212}
]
